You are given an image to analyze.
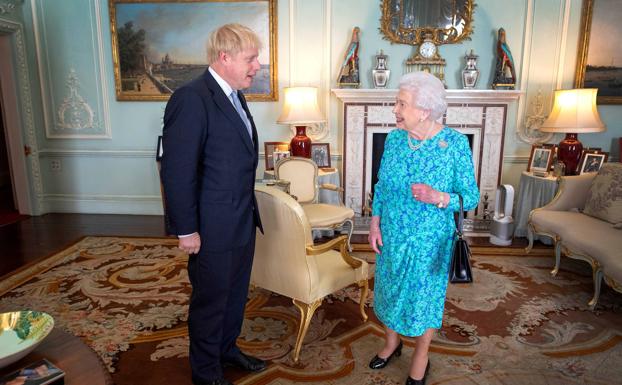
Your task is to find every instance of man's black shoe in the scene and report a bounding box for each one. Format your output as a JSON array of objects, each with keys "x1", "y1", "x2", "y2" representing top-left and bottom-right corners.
[
  {"x1": 193, "y1": 377, "x2": 233, "y2": 385},
  {"x1": 223, "y1": 351, "x2": 267, "y2": 372}
]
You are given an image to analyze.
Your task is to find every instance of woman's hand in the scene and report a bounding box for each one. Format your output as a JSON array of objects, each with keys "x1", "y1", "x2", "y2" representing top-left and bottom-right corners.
[
  {"x1": 368, "y1": 216, "x2": 383, "y2": 254},
  {"x1": 411, "y1": 183, "x2": 446, "y2": 206}
]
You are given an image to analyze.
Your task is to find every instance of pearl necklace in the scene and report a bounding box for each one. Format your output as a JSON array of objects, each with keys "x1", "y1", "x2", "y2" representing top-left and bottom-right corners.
[{"x1": 407, "y1": 123, "x2": 434, "y2": 151}]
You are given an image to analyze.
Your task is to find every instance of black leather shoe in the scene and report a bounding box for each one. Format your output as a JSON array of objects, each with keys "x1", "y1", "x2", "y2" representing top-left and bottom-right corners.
[
  {"x1": 223, "y1": 351, "x2": 267, "y2": 372},
  {"x1": 369, "y1": 340, "x2": 403, "y2": 369},
  {"x1": 193, "y1": 377, "x2": 233, "y2": 385},
  {"x1": 405, "y1": 360, "x2": 430, "y2": 385}
]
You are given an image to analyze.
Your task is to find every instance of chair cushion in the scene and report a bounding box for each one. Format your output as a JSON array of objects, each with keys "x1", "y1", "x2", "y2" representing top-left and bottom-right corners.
[
  {"x1": 303, "y1": 204, "x2": 354, "y2": 227},
  {"x1": 583, "y1": 163, "x2": 622, "y2": 226}
]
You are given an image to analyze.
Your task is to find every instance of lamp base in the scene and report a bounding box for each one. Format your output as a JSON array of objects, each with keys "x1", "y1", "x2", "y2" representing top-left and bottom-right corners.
[
  {"x1": 290, "y1": 125, "x2": 312, "y2": 158},
  {"x1": 557, "y1": 133, "x2": 582, "y2": 175}
]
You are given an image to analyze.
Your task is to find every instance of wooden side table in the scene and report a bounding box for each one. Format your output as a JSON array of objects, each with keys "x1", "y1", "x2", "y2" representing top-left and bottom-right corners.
[{"x1": 0, "y1": 328, "x2": 112, "y2": 385}]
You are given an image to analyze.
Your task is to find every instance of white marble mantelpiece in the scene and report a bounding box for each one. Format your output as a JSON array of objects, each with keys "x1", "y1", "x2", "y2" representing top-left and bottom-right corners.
[
  {"x1": 332, "y1": 88, "x2": 523, "y2": 103},
  {"x1": 332, "y1": 88, "x2": 523, "y2": 220}
]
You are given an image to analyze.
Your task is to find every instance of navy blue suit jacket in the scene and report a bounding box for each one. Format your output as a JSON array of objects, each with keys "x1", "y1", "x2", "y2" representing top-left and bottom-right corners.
[{"x1": 160, "y1": 69, "x2": 262, "y2": 253}]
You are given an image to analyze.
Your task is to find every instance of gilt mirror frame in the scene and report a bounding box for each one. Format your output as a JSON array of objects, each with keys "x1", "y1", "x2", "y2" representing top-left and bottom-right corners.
[{"x1": 379, "y1": 0, "x2": 475, "y2": 46}]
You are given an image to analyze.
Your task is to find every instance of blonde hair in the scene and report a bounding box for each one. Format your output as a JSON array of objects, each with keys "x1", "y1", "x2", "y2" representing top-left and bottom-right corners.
[
  {"x1": 398, "y1": 72, "x2": 447, "y2": 120},
  {"x1": 206, "y1": 23, "x2": 262, "y2": 64}
]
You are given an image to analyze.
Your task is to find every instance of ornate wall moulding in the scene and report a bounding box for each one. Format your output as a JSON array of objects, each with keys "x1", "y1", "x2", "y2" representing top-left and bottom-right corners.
[
  {"x1": 519, "y1": 90, "x2": 554, "y2": 144},
  {"x1": 0, "y1": 0, "x2": 21, "y2": 15},
  {"x1": 56, "y1": 69, "x2": 97, "y2": 131}
]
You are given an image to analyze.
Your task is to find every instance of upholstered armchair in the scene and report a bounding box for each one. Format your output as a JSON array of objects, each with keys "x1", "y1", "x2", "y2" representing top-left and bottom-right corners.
[
  {"x1": 252, "y1": 185, "x2": 369, "y2": 362},
  {"x1": 275, "y1": 157, "x2": 355, "y2": 249}
]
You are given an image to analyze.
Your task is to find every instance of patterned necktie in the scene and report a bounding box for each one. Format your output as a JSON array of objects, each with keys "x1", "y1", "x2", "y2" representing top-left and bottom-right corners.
[{"x1": 230, "y1": 90, "x2": 253, "y2": 140}]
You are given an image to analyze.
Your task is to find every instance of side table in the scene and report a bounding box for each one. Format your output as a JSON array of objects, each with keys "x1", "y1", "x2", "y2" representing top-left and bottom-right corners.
[
  {"x1": 0, "y1": 328, "x2": 112, "y2": 385},
  {"x1": 513, "y1": 171, "x2": 559, "y2": 245}
]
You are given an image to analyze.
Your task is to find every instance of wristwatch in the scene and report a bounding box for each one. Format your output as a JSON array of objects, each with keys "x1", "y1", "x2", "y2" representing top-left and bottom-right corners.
[{"x1": 436, "y1": 193, "x2": 446, "y2": 208}]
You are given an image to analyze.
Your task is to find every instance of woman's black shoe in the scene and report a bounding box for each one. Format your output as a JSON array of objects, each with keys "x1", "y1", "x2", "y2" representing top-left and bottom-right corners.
[
  {"x1": 368, "y1": 340, "x2": 403, "y2": 369},
  {"x1": 405, "y1": 360, "x2": 430, "y2": 385}
]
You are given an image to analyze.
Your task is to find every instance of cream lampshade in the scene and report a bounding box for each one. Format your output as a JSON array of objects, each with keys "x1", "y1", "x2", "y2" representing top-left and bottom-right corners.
[
  {"x1": 277, "y1": 87, "x2": 325, "y2": 158},
  {"x1": 540, "y1": 88, "x2": 606, "y2": 175}
]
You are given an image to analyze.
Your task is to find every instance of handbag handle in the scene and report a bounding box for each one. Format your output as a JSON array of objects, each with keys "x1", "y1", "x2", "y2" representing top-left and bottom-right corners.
[{"x1": 454, "y1": 194, "x2": 464, "y2": 238}]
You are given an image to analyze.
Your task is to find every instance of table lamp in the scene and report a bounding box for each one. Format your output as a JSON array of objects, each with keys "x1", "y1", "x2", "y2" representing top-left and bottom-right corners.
[
  {"x1": 277, "y1": 87, "x2": 325, "y2": 158},
  {"x1": 539, "y1": 88, "x2": 606, "y2": 175}
]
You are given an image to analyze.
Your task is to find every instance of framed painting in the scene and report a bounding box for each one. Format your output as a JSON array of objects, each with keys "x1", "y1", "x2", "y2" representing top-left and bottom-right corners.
[
  {"x1": 311, "y1": 143, "x2": 331, "y2": 168},
  {"x1": 263, "y1": 141, "x2": 289, "y2": 170},
  {"x1": 527, "y1": 145, "x2": 553, "y2": 175},
  {"x1": 578, "y1": 150, "x2": 608, "y2": 174},
  {"x1": 575, "y1": 0, "x2": 622, "y2": 104},
  {"x1": 109, "y1": 0, "x2": 277, "y2": 102}
]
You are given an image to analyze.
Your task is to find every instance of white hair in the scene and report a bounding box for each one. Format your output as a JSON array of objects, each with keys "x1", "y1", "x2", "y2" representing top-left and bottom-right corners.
[{"x1": 398, "y1": 72, "x2": 447, "y2": 120}]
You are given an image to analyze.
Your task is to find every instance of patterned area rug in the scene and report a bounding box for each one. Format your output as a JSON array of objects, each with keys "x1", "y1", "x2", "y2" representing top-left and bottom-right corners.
[{"x1": 1, "y1": 237, "x2": 621, "y2": 385}]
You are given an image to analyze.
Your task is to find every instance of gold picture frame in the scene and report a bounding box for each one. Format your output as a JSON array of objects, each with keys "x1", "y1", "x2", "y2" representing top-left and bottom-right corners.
[
  {"x1": 109, "y1": 0, "x2": 278, "y2": 102},
  {"x1": 574, "y1": 0, "x2": 622, "y2": 104}
]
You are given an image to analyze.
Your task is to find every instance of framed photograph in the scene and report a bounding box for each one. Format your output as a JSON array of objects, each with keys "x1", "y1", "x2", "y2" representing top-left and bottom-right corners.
[
  {"x1": 264, "y1": 141, "x2": 289, "y2": 170},
  {"x1": 109, "y1": 0, "x2": 277, "y2": 102},
  {"x1": 575, "y1": 0, "x2": 622, "y2": 104},
  {"x1": 540, "y1": 143, "x2": 558, "y2": 171},
  {"x1": 0, "y1": 358, "x2": 65, "y2": 385},
  {"x1": 578, "y1": 150, "x2": 608, "y2": 174},
  {"x1": 527, "y1": 145, "x2": 553, "y2": 174},
  {"x1": 156, "y1": 135, "x2": 163, "y2": 161},
  {"x1": 311, "y1": 143, "x2": 331, "y2": 168}
]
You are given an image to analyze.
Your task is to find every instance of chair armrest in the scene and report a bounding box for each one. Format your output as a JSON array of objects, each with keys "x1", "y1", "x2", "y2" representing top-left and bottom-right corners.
[
  {"x1": 319, "y1": 183, "x2": 344, "y2": 193},
  {"x1": 542, "y1": 173, "x2": 595, "y2": 211},
  {"x1": 306, "y1": 235, "x2": 362, "y2": 268}
]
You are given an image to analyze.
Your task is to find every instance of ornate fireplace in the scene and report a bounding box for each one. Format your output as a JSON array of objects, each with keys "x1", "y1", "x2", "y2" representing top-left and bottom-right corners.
[{"x1": 332, "y1": 88, "x2": 522, "y2": 233}]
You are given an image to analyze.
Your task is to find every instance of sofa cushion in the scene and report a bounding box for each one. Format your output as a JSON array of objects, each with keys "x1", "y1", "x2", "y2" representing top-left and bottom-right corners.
[{"x1": 583, "y1": 163, "x2": 622, "y2": 226}]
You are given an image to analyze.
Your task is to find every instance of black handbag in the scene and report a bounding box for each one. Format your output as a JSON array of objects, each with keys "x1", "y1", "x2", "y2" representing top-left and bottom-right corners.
[{"x1": 449, "y1": 195, "x2": 473, "y2": 284}]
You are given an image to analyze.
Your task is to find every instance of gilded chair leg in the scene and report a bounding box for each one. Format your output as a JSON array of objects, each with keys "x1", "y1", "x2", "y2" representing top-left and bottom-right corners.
[
  {"x1": 358, "y1": 279, "x2": 369, "y2": 322},
  {"x1": 343, "y1": 219, "x2": 354, "y2": 252},
  {"x1": 588, "y1": 269, "x2": 603, "y2": 310},
  {"x1": 551, "y1": 241, "x2": 562, "y2": 276},
  {"x1": 525, "y1": 224, "x2": 534, "y2": 253},
  {"x1": 291, "y1": 298, "x2": 322, "y2": 363}
]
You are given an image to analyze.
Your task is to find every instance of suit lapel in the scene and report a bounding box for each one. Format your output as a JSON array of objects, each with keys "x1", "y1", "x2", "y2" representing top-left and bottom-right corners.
[
  {"x1": 238, "y1": 92, "x2": 260, "y2": 166},
  {"x1": 203, "y1": 70, "x2": 255, "y2": 155}
]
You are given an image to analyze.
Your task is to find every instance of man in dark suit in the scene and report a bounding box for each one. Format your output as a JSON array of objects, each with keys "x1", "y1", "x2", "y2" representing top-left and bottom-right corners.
[{"x1": 160, "y1": 24, "x2": 265, "y2": 385}]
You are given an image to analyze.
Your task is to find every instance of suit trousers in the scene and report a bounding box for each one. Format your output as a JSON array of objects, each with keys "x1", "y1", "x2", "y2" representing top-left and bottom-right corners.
[{"x1": 187, "y1": 229, "x2": 256, "y2": 382}]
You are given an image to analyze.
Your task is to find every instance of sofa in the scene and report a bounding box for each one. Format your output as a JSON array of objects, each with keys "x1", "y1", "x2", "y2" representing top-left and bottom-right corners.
[{"x1": 526, "y1": 163, "x2": 622, "y2": 309}]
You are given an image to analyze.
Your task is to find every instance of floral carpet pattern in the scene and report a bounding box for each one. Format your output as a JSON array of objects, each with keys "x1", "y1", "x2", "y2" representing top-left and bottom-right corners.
[{"x1": 1, "y1": 237, "x2": 621, "y2": 385}]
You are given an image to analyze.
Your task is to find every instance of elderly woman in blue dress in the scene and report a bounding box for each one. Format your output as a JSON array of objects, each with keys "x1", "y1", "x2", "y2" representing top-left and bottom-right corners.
[{"x1": 368, "y1": 72, "x2": 479, "y2": 385}]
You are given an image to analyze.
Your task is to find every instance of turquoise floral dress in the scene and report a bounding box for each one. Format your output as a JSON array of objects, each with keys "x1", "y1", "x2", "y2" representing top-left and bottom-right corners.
[{"x1": 372, "y1": 127, "x2": 479, "y2": 336}]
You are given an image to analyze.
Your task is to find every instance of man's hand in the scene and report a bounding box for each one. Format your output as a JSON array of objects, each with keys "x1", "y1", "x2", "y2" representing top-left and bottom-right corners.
[{"x1": 178, "y1": 232, "x2": 201, "y2": 255}]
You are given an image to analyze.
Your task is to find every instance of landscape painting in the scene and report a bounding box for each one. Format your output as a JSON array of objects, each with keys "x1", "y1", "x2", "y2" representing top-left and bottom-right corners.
[
  {"x1": 575, "y1": 0, "x2": 622, "y2": 104},
  {"x1": 109, "y1": 0, "x2": 277, "y2": 101}
]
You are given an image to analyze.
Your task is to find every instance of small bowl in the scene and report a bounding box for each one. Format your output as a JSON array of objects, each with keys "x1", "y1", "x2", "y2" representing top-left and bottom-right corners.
[{"x1": 0, "y1": 311, "x2": 54, "y2": 369}]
